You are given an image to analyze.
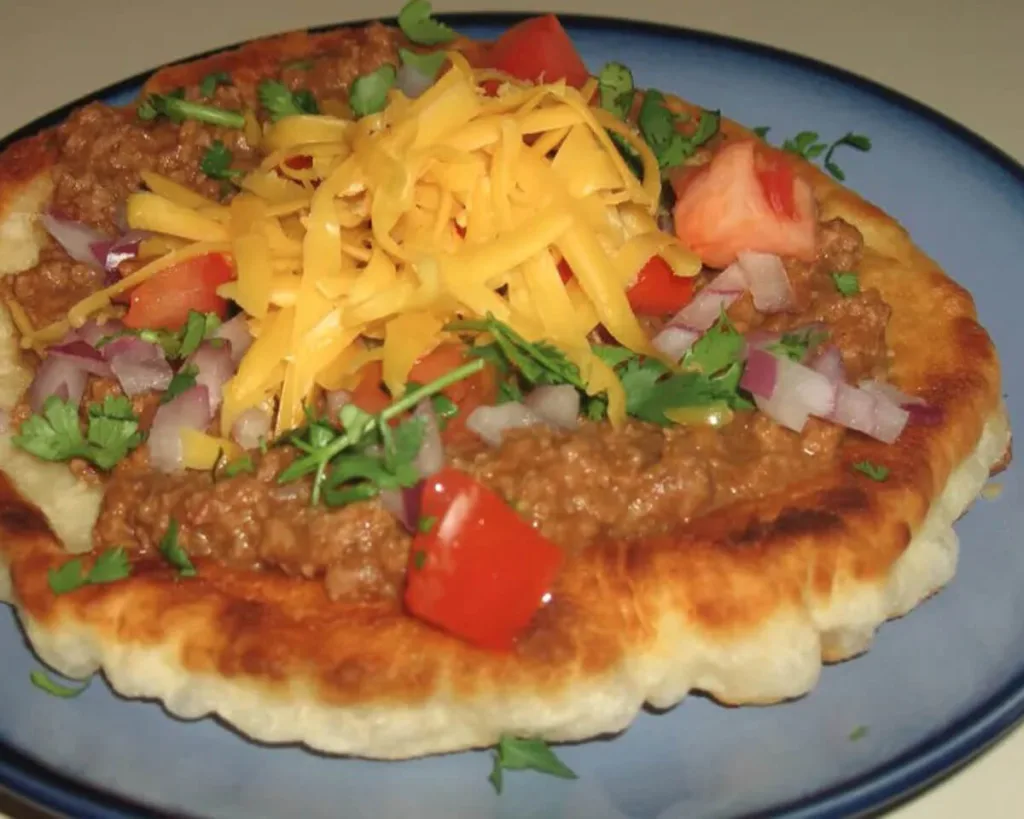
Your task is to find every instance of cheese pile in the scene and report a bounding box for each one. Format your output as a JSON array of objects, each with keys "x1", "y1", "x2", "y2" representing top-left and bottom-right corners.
[{"x1": 31, "y1": 52, "x2": 701, "y2": 434}]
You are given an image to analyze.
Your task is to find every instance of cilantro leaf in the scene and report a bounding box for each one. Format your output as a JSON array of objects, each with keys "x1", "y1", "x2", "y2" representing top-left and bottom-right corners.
[
  {"x1": 158, "y1": 518, "x2": 196, "y2": 577},
  {"x1": 398, "y1": 0, "x2": 457, "y2": 46},
  {"x1": 417, "y1": 515, "x2": 437, "y2": 534},
  {"x1": 489, "y1": 735, "x2": 577, "y2": 794},
  {"x1": 824, "y1": 132, "x2": 871, "y2": 181},
  {"x1": 683, "y1": 311, "x2": 744, "y2": 374},
  {"x1": 99, "y1": 310, "x2": 221, "y2": 360},
  {"x1": 349, "y1": 64, "x2": 397, "y2": 118},
  {"x1": 30, "y1": 670, "x2": 91, "y2": 699},
  {"x1": 598, "y1": 62, "x2": 635, "y2": 119},
  {"x1": 398, "y1": 48, "x2": 447, "y2": 84},
  {"x1": 258, "y1": 80, "x2": 319, "y2": 120},
  {"x1": 853, "y1": 460, "x2": 889, "y2": 481},
  {"x1": 832, "y1": 271, "x2": 860, "y2": 297},
  {"x1": 849, "y1": 725, "x2": 869, "y2": 742},
  {"x1": 412, "y1": 548, "x2": 428, "y2": 569},
  {"x1": 200, "y1": 141, "x2": 244, "y2": 181},
  {"x1": 638, "y1": 90, "x2": 719, "y2": 170},
  {"x1": 765, "y1": 327, "x2": 828, "y2": 363},
  {"x1": 136, "y1": 93, "x2": 244, "y2": 129},
  {"x1": 48, "y1": 547, "x2": 132, "y2": 595},
  {"x1": 162, "y1": 367, "x2": 198, "y2": 406},
  {"x1": 85, "y1": 396, "x2": 144, "y2": 469},
  {"x1": 198, "y1": 71, "x2": 232, "y2": 98},
  {"x1": 14, "y1": 396, "x2": 143, "y2": 471},
  {"x1": 752, "y1": 125, "x2": 771, "y2": 139},
  {"x1": 446, "y1": 315, "x2": 585, "y2": 391},
  {"x1": 222, "y1": 454, "x2": 255, "y2": 477},
  {"x1": 782, "y1": 130, "x2": 827, "y2": 159}
]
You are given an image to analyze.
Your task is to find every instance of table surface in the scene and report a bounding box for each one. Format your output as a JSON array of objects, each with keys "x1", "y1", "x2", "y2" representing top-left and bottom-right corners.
[{"x1": 0, "y1": 0, "x2": 1021, "y2": 816}]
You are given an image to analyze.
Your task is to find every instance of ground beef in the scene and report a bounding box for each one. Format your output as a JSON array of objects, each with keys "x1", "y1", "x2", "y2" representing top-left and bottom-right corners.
[
  {"x1": 94, "y1": 448, "x2": 411, "y2": 602},
  {"x1": 0, "y1": 242, "x2": 106, "y2": 328}
]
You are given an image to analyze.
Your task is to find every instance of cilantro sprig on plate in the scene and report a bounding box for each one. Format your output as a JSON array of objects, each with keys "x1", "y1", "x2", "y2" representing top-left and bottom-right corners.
[
  {"x1": 755, "y1": 127, "x2": 872, "y2": 181},
  {"x1": 489, "y1": 735, "x2": 577, "y2": 793}
]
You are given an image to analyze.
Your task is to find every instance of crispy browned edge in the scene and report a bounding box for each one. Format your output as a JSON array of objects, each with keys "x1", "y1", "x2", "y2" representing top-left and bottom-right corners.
[{"x1": 0, "y1": 23, "x2": 1005, "y2": 717}]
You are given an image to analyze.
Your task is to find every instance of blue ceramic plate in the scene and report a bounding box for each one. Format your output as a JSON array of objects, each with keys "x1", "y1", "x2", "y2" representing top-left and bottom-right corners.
[{"x1": 1, "y1": 14, "x2": 1021, "y2": 819}]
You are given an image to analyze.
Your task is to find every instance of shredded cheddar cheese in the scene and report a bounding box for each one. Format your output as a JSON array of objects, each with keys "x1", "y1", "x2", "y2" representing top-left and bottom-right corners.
[{"x1": 26, "y1": 53, "x2": 701, "y2": 432}]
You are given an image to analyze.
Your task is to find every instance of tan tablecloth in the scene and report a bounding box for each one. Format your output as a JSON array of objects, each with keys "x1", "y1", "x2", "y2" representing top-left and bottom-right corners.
[{"x1": 0, "y1": 0, "x2": 1021, "y2": 816}]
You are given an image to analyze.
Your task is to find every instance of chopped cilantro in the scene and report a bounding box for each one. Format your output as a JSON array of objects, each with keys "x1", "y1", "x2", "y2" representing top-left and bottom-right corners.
[
  {"x1": 158, "y1": 518, "x2": 196, "y2": 577},
  {"x1": 30, "y1": 670, "x2": 90, "y2": 699},
  {"x1": 751, "y1": 125, "x2": 771, "y2": 139},
  {"x1": 413, "y1": 549, "x2": 428, "y2": 570},
  {"x1": 488, "y1": 735, "x2": 577, "y2": 794},
  {"x1": 282, "y1": 58, "x2": 315, "y2": 71},
  {"x1": 48, "y1": 547, "x2": 132, "y2": 595},
  {"x1": 768, "y1": 129, "x2": 872, "y2": 181},
  {"x1": 163, "y1": 365, "x2": 198, "y2": 404},
  {"x1": 782, "y1": 130, "x2": 828, "y2": 160},
  {"x1": 200, "y1": 141, "x2": 244, "y2": 181},
  {"x1": 683, "y1": 311, "x2": 745, "y2": 374},
  {"x1": 98, "y1": 310, "x2": 221, "y2": 359},
  {"x1": 638, "y1": 89, "x2": 720, "y2": 170},
  {"x1": 137, "y1": 92, "x2": 244, "y2": 129},
  {"x1": 257, "y1": 80, "x2": 319, "y2": 120},
  {"x1": 597, "y1": 62, "x2": 635, "y2": 119},
  {"x1": 278, "y1": 360, "x2": 484, "y2": 505},
  {"x1": 417, "y1": 515, "x2": 437, "y2": 534},
  {"x1": 14, "y1": 395, "x2": 143, "y2": 471},
  {"x1": 397, "y1": 0, "x2": 457, "y2": 46},
  {"x1": 222, "y1": 454, "x2": 255, "y2": 477},
  {"x1": 766, "y1": 327, "x2": 828, "y2": 363},
  {"x1": 853, "y1": 461, "x2": 889, "y2": 481},
  {"x1": 398, "y1": 48, "x2": 447, "y2": 84},
  {"x1": 349, "y1": 64, "x2": 397, "y2": 118},
  {"x1": 832, "y1": 271, "x2": 861, "y2": 297},
  {"x1": 621, "y1": 357, "x2": 748, "y2": 426},
  {"x1": 198, "y1": 71, "x2": 232, "y2": 98},
  {"x1": 849, "y1": 725, "x2": 869, "y2": 742}
]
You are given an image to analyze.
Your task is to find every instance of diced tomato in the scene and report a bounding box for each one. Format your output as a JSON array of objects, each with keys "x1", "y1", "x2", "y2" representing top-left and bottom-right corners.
[
  {"x1": 284, "y1": 155, "x2": 312, "y2": 170},
  {"x1": 556, "y1": 257, "x2": 573, "y2": 284},
  {"x1": 404, "y1": 467, "x2": 564, "y2": 651},
  {"x1": 672, "y1": 140, "x2": 816, "y2": 269},
  {"x1": 408, "y1": 344, "x2": 497, "y2": 444},
  {"x1": 122, "y1": 253, "x2": 234, "y2": 331},
  {"x1": 350, "y1": 361, "x2": 391, "y2": 415},
  {"x1": 487, "y1": 15, "x2": 590, "y2": 89},
  {"x1": 625, "y1": 256, "x2": 696, "y2": 315}
]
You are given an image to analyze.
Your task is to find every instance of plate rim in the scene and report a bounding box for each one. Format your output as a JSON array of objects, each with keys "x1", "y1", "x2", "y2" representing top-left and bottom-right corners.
[{"x1": 0, "y1": 11, "x2": 1022, "y2": 819}]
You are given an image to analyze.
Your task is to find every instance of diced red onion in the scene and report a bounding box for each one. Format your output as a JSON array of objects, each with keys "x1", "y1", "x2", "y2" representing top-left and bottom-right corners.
[
  {"x1": 27, "y1": 355, "x2": 88, "y2": 412},
  {"x1": 381, "y1": 482, "x2": 425, "y2": 534},
  {"x1": 413, "y1": 401, "x2": 445, "y2": 477},
  {"x1": 829, "y1": 382, "x2": 909, "y2": 444},
  {"x1": 92, "y1": 230, "x2": 149, "y2": 272},
  {"x1": 216, "y1": 314, "x2": 253, "y2": 365},
  {"x1": 188, "y1": 343, "x2": 234, "y2": 413},
  {"x1": 905, "y1": 403, "x2": 944, "y2": 426},
  {"x1": 105, "y1": 337, "x2": 173, "y2": 396},
  {"x1": 39, "y1": 213, "x2": 108, "y2": 268},
  {"x1": 466, "y1": 402, "x2": 543, "y2": 446},
  {"x1": 326, "y1": 390, "x2": 352, "y2": 421},
  {"x1": 48, "y1": 341, "x2": 113, "y2": 377},
  {"x1": 739, "y1": 348, "x2": 778, "y2": 399},
  {"x1": 737, "y1": 251, "x2": 794, "y2": 312},
  {"x1": 231, "y1": 407, "x2": 272, "y2": 450},
  {"x1": 809, "y1": 345, "x2": 845, "y2": 384},
  {"x1": 72, "y1": 319, "x2": 124, "y2": 348},
  {"x1": 652, "y1": 325, "x2": 701, "y2": 360},
  {"x1": 147, "y1": 385, "x2": 212, "y2": 473},
  {"x1": 396, "y1": 63, "x2": 436, "y2": 99},
  {"x1": 754, "y1": 355, "x2": 836, "y2": 432},
  {"x1": 524, "y1": 385, "x2": 580, "y2": 430},
  {"x1": 858, "y1": 379, "x2": 927, "y2": 407}
]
